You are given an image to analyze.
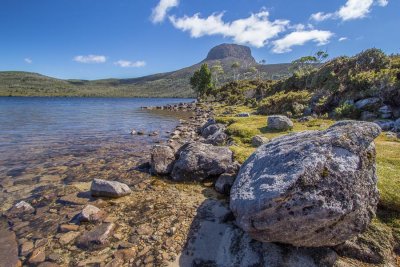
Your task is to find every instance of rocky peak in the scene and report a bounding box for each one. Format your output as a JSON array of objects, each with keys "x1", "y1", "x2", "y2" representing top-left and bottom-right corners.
[{"x1": 204, "y1": 44, "x2": 256, "y2": 63}]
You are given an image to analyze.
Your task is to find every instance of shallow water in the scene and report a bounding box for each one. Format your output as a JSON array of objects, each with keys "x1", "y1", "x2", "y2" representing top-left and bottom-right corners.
[{"x1": 0, "y1": 97, "x2": 194, "y2": 210}]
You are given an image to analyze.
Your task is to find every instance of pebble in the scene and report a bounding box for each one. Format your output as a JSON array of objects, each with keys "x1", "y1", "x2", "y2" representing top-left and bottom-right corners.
[{"x1": 28, "y1": 247, "x2": 46, "y2": 265}]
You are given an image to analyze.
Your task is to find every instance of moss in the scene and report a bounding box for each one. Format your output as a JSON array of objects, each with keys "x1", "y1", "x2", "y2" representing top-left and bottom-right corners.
[{"x1": 321, "y1": 167, "x2": 329, "y2": 178}]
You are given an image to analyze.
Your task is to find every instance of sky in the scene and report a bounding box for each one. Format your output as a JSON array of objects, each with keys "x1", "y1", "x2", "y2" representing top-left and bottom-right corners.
[{"x1": 0, "y1": 0, "x2": 398, "y2": 80}]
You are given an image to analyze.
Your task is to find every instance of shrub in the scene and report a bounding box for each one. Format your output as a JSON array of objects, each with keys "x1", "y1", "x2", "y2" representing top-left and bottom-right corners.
[
  {"x1": 333, "y1": 102, "x2": 360, "y2": 119},
  {"x1": 351, "y1": 48, "x2": 390, "y2": 72},
  {"x1": 258, "y1": 90, "x2": 311, "y2": 116}
]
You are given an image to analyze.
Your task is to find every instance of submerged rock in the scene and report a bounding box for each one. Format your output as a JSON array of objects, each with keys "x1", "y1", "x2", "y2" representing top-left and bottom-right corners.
[
  {"x1": 171, "y1": 142, "x2": 233, "y2": 181},
  {"x1": 90, "y1": 179, "x2": 132, "y2": 198},
  {"x1": 0, "y1": 226, "x2": 19, "y2": 267},
  {"x1": 150, "y1": 145, "x2": 176, "y2": 175},
  {"x1": 230, "y1": 121, "x2": 381, "y2": 247},
  {"x1": 76, "y1": 223, "x2": 115, "y2": 250},
  {"x1": 267, "y1": 115, "x2": 293, "y2": 131},
  {"x1": 79, "y1": 204, "x2": 105, "y2": 223}
]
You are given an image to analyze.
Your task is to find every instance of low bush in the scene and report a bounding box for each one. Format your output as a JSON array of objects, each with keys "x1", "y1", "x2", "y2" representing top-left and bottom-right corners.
[{"x1": 258, "y1": 90, "x2": 311, "y2": 116}]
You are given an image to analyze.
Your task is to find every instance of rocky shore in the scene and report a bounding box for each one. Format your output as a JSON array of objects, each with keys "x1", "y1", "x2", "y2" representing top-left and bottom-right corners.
[{"x1": 1, "y1": 103, "x2": 399, "y2": 267}]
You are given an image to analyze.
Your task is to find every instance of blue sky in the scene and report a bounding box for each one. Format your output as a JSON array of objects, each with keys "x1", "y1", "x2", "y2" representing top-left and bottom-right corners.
[{"x1": 0, "y1": 0, "x2": 398, "y2": 79}]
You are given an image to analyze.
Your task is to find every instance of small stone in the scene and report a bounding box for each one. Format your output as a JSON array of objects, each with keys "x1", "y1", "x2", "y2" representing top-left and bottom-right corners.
[
  {"x1": 136, "y1": 224, "x2": 153, "y2": 236},
  {"x1": 251, "y1": 135, "x2": 269, "y2": 147},
  {"x1": 58, "y1": 224, "x2": 79, "y2": 233},
  {"x1": 166, "y1": 227, "x2": 176, "y2": 236},
  {"x1": 90, "y1": 179, "x2": 132, "y2": 198},
  {"x1": 47, "y1": 253, "x2": 61, "y2": 263},
  {"x1": 20, "y1": 241, "x2": 34, "y2": 256},
  {"x1": 215, "y1": 173, "x2": 235, "y2": 195},
  {"x1": 236, "y1": 113, "x2": 250, "y2": 117},
  {"x1": 130, "y1": 129, "x2": 137, "y2": 135},
  {"x1": 79, "y1": 204, "x2": 105, "y2": 223},
  {"x1": 267, "y1": 115, "x2": 293, "y2": 131},
  {"x1": 37, "y1": 262, "x2": 60, "y2": 267},
  {"x1": 59, "y1": 231, "x2": 80, "y2": 245},
  {"x1": 118, "y1": 241, "x2": 134, "y2": 249},
  {"x1": 28, "y1": 247, "x2": 46, "y2": 265},
  {"x1": 15, "y1": 200, "x2": 34, "y2": 211}
]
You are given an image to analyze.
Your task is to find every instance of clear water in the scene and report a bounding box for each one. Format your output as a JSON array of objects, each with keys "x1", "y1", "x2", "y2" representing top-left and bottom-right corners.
[{"x1": 0, "y1": 97, "x2": 194, "y2": 210}]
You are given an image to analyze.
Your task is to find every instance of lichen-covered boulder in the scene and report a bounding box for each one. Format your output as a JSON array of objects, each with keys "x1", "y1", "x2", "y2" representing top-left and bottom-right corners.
[
  {"x1": 171, "y1": 142, "x2": 233, "y2": 181},
  {"x1": 150, "y1": 145, "x2": 176, "y2": 175},
  {"x1": 230, "y1": 121, "x2": 381, "y2": 247},
  {"x1": 267, "y1": 115, "x2": 293, "y2": 131}
]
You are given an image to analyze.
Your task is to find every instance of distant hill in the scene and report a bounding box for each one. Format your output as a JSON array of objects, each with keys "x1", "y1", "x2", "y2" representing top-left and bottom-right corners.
[{"x1": 0, "y1": 44, "x2": 292, "y2": 97}]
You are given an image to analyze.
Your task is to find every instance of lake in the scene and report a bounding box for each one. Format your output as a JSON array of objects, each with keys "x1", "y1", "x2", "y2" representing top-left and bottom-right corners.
[{"x1": 0, "y1": 97, "x2": 194, "y2": 210}]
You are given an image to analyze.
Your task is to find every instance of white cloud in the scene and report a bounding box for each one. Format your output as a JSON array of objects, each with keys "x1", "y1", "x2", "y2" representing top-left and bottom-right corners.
[
  {"x1": 24, "y1": 58, "x2": 32, "y2": 64},
  {"x1": 272, "y1": 30, "x2": 334, "y2": 53},
  {"x1": 310, "y1": 0, "x2": 388, "y2": 22},
  {"x1": 114, "y1": 60, "x2": 146, "y2": 68},
  {"x1": 310, "y1": 12, "x2": 334, "y2": 22},
  {"x1": 339, "y1": 37, "x2": 348, "y2": 42},
  {"x1": 73, "y1": 55, "x2": 107, "y2": 64},
  {"x1": 151, "y1": 0, "x2": 179, "y2": 23},
  {"x1": 376, "y1": 0, "x2": 388, "y2": 6},
  {"x1": 169, "y1": 11, "x2": 289, "y2": 48},
  {"x1": 338, "y1": 0, "x2": 374, "y2": 21}
]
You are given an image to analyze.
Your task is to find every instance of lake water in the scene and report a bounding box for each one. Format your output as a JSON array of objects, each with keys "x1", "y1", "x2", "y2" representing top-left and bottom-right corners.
[{"x1": 0, "y1": 97, "x2": 194, "y2": 210}]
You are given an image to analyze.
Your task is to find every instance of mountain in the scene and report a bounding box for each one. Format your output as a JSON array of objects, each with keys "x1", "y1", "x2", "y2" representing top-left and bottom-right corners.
[{"x1": 0, "y1": 44, "x2": 292, "y2": 98}]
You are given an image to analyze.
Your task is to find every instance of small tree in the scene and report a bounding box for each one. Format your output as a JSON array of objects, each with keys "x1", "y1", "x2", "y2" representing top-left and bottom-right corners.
[
  {"x1": 190, "y1": 63, "x2": 213, "y2": 100},
  {"x1": 231, "y1": 61, "x2": 241, "y2": 81},
  {"x1": 290, "y1": 50, "x2": 329, "y2": 76},
  {"x1": 211, "y1": 62, "x2": 224, "y2": 88},
  {"x1": 248, "y1": 66, "x2": 258, "y2": 80}
]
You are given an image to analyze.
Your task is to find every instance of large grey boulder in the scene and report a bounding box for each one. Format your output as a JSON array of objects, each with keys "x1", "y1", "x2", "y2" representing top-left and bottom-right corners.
[
  {"x1": 90, "y1": 179, "x2": 132, "y2": 198},
  {"x1": 267, "y1": 115, "x2": 293, "y2": 131},
  {"x1": 230, "y1": 121, "x2": 381, "y2": 247},
  {"x1": 150, "y1": 145, "x2": 176, "y2": 175},
  {"x1": 171, "y1": 142, "x2": 233, "y2": 181}
]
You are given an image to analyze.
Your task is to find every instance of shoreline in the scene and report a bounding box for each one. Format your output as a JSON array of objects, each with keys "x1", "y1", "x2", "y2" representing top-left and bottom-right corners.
[{"x1": 1, "y1": 101, "x2": 399, "y2": 266}]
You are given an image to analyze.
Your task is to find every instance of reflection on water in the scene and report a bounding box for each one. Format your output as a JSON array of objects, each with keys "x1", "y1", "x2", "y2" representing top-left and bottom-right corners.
[{"x1": 0, "y1": 97, "x2": 194, "y2": 210}]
